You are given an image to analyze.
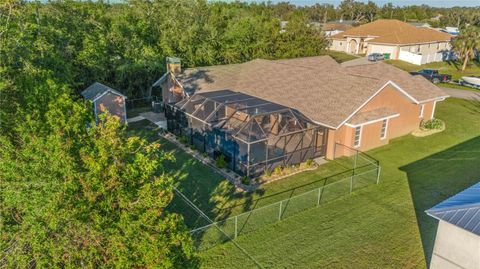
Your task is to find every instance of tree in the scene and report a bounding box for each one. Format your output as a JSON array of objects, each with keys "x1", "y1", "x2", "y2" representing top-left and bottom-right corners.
[
  {"x1": 0, "y1": 98, "x2": 198, "y2": 267},
  {"x1": 453, "y1": 26, "x2": 480, "y2": 71}
]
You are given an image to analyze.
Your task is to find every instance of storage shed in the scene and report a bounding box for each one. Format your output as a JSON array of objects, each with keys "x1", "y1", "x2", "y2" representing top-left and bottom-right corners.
[
  {"x1": 81, "y1": 82, "x2": 127, "y2": 124},
  {"x1": 426, "y1": 182, "x2": 480, "y2": 269}
]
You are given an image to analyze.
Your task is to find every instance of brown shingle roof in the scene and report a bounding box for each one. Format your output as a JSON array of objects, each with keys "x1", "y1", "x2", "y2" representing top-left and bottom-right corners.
[
  {"x1": 331, "y1": 19, "x2": 452, "y2": 45},
  {"x1": 347, "y1": 107, "x2": 398, "y2": 126},
  {"x1": 175, "y1": 56, "x2": 447, "y2": 129}
]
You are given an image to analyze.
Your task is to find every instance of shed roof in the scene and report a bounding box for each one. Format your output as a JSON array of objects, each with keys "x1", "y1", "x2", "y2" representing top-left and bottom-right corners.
[
  {"x1": 173, "y1": 56, "x2": 447, "y2": 129},
  {"x1": 81, "y1": 82, "x2": 126, "y2": 101},
  {"x1": 331, "y1": 19, "x2": 452, "y2": 45},
  {"x1": 426, "y1": 182, "x2": 480, "y2": 236}
]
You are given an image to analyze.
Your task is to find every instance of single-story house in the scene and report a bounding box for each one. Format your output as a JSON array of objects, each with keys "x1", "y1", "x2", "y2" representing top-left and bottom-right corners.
[
  {"x1": 329, "y1": 19, "x2": 454, "y2": 65},
  {"x1": 81, "y1": 82, "x2": 127, "y2": 124},
  {"x1": 426, "y1": 182, "x2": 480, "y2": 269},
  {"x1": 321, "y1": 22, "x2": 354, "y2": 37},
  {"x1": 155, "y1": 56, "x2": 447, "y2": 177}
]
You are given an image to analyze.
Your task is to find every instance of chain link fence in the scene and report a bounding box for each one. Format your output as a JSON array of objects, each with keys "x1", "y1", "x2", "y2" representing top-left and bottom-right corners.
[{"x1": 185, "y1": 146, "x2": 380, "y2": 250}]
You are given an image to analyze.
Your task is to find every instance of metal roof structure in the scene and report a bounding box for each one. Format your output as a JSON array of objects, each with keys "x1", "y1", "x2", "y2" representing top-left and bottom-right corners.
[
  {"x1": 426, "y1": 182, "x2": 480, "y2": 236},
  {"x1": 81, "y1": 82, "x2": 126, "y2": 102},
  {"x1": 174, "y1": 89, "x2": 319, "y2": 144}
]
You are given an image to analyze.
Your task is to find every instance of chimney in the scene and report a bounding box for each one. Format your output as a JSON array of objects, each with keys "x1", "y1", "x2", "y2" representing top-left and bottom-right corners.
[{"x1": 166, "y1": 57, "x2": 181, "y2": 76}]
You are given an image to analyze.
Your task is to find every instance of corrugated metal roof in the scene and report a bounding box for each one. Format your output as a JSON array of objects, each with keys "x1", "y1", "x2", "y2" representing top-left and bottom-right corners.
[
  {"x1": 81, "y1": 82, "x2": 126, "y2": 101},
  {"x1": 426, "y1": 182, "x2": 480, "y2": 236}
]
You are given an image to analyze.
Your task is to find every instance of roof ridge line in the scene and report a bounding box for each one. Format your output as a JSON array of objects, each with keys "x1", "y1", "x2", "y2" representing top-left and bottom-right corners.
[{"x1": 427, "y1": 202, "x2": 480, "y2": 214}]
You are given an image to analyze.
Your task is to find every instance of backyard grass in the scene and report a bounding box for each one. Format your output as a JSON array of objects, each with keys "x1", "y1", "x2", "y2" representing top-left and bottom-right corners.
[
  {"x1": 127, "y1": 121, "x2": 377, "y2": 229},
  {"x1": 197, "y1": 98, "x2": 480, "y2": 268}
]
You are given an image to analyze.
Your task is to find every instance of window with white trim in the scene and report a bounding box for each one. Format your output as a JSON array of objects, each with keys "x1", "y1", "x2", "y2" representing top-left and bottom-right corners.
[
  {"x1": 380, "y1": 119, "x2": 388, "y2": 139},
  {"x1": 419, "y1": 104, "x2": 425, "y2": 118},
  {"x1": 354, "y1": 126, "x2": 362, "y2": 147}
]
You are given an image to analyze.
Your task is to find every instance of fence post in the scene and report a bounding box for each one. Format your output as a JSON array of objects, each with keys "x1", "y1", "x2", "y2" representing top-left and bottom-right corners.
[
  {"x1": 278, "y1": 201, "x2": 283, "y2": 221},
  {"x1": 234, "y1": 215, "x2": 238, "y2": 239},
  {"x1": 317, "y1": 187, "x2": 322, "y2": 205},
  {"x1": 376, "y1": 166, "x2": 382, "y2": 184}
]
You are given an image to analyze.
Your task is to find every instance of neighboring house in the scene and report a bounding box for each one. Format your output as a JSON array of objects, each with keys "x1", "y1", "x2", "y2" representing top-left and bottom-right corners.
[
  {"x1": 155, "y1": 56, "x2": 447, "y2": 177},
  {"x1": 81, "y1": 82, "x2": 127, "y2": 124},
  {"x1": 321, "y1": 22, "x2": 353, "y2": 37},
  {"x1": 329, "y1": 19, "x2": 453, "y2": 65},
  {"x1": 426, "y1": 182, "x2": 480, "y2": 269}
]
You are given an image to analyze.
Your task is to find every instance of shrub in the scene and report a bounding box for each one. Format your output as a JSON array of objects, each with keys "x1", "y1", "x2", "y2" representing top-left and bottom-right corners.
[
  {"x1": 273, "y1": 166, "x2": 283, "y2": 175},
  {"x1": 240, "y1": 176, "x2": 249, "y2": 185},
  {"x1": 215, "y1": 155, "x2": 227, "y2": 169},
  {"x1": 305, "y1": 159, "x2": 314, "y2": 167},
  {"x1": 263, "y1": 169, "x2": 272, "y2": 177},
  {"x1": 178, "y1": 135, "x2": 189, "y2": 145},
  {"x1": 422, "y1": 118, "x2": 444, "y2": 130}
]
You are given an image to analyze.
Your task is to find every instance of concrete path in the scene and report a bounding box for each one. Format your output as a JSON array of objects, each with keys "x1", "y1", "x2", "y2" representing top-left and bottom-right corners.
[{"x1": 440, "y1": 87, "x2": 480, "y2": 101}]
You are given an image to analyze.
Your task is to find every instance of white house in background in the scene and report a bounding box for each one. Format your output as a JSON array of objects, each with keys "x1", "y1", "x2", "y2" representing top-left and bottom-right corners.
[
  {"x1": 81, "y1": 82, "x2": 127, "y2": 124},
  {"x1": 329, "y1": 19, "x2": 454, "y2": 65},
  {"x1": 426, "y1": 182, "x2": 480, "y2": 269}
]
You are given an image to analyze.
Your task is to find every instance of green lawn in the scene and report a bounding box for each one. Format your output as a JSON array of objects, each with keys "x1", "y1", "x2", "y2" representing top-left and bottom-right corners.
[
  {"x1": 198, "y1": 98, "x2": 480, "y2": 268},
  {"x1": 322, "y1": 50, "x2": 359, "y2": 63},
  {"x1": 128, "y1": 121, "x2": 377, "y2": 230}
]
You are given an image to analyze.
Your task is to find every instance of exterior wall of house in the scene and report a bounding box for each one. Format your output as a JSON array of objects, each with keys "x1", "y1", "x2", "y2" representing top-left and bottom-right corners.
[
  {"x1": 367, "y1": 44, "x2": 399, "y2": 58},
  {"x1": 329, "y1": 39, "x2": 347, "y2": 52},
  {"x1": 430, "y1": 221, "x2": 480, "y2": 269},
  {"x1": 94, "y1": 92, "x2": 126, "y2": 124},
  {"x1": 328, "y1": 85, "x2": 440, "y2": 156},
  {"x1": 397, "y1": 41, "x2": 452, "y2": 64}
]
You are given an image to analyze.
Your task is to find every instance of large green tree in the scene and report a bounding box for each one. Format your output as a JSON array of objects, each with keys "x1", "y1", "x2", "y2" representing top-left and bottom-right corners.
[{"x1": 453, "y1": 26, "x2": 480, "y2": 71}]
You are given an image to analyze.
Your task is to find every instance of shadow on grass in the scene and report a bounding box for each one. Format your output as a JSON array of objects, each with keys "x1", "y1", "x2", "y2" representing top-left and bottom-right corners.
[{"x1": 400, "y1": 136, "x2": 480, "y2": 267}]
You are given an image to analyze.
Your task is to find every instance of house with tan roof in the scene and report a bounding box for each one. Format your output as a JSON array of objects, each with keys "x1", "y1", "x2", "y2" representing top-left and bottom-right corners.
[
  {"x1": 329, "y1": 19, "x2": 453, "y2": 65},
  {"x1": 153, "y1": 56, "x2": 448, "y2": 178}
]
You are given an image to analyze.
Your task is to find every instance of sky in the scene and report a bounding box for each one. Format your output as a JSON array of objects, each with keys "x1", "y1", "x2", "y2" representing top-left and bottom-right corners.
[{"x1": 240, "y1": 0, "x2": 480, "y2": 7}]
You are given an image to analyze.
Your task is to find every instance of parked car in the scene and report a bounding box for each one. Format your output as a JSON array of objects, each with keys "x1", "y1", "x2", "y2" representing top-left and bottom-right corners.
[
  {"x1": 367, "y1": 53, "x2": 385, "y2": 62},
  {"x1": 409, "y1": 69, "x2": 452, "y2": 84}
]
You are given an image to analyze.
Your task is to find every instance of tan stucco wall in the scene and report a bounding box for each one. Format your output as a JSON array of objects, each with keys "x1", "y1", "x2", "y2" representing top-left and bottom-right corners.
[
  {"x1": 328, "y1": 85, "x2": 439, "y2": 155},
  {"x1": 329, "y1": 39, "x2": 347, "y2": 52},
  {"x1": 430, "y1": 221, "x2": 480, "y2": 269},
  {"x1": 367, "y1": 44, "x2": 399, "y2": 58},
  {"x1": 95, "y1": 92, "x2": 126, "y2": 124}
]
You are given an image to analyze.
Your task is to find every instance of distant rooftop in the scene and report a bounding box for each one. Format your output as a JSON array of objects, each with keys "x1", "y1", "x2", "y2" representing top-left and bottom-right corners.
[{"x1": 426, "y1": 182, "x2": 480, "y2": 236}]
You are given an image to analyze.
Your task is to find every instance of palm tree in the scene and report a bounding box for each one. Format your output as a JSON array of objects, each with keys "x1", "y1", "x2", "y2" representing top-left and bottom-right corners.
[{"x1": 453, "y1": 26, "x2": 480, "y2": 71}]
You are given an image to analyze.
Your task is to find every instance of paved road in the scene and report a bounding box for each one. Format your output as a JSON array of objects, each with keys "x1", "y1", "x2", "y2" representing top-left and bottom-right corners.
[{"x1": 440, "y1": 87, "x2": 480, "y2": 101}]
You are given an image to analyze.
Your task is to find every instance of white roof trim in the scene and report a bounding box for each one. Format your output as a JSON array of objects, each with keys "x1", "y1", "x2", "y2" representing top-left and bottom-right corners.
[
  {"x1": 345, "y1": 113, "x2": 400, "y2": 128},
  {"x1": 335, "y1": 80, "x2": 414, "y2": 129},
  {"x1": 92, "y1": 89, "x2": 126, "y2": 102}
]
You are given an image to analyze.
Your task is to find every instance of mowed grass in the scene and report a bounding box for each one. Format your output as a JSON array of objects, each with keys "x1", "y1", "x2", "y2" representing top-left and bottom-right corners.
[
  {"x1": 322, "y1": 50, "x2": 359, "y2": 63},
  {"x1": 198, "y1": 98, "x2": 480, "y2": 268},
  {"x1": 127, "y1": 120, "x2": 377, "y2": 229}
]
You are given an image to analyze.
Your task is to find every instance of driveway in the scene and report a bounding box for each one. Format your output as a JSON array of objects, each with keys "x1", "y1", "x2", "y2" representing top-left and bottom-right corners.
[{"x1": 440, "y1": 87, "x2": 480, "y2": 101}]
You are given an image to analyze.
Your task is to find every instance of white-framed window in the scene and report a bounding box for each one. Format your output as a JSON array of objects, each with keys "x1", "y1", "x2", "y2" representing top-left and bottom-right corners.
[
  {"x1": 354, "y1": 126, "x2": 362, "y2": 148},
  {"x1": 419, "y1": 104, "x2": 425, "y2": 118},
  {"x1": 380, "y1": 119, "x2": 388, "y2": 139}
]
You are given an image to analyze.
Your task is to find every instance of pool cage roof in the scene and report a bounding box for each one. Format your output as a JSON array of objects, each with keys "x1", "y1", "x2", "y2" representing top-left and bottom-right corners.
[{"x1": 174, "y1": 90, "x2": 320, "y2": 143}]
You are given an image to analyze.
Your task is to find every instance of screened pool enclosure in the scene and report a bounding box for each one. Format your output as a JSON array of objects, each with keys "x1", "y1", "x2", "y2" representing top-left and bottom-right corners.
[{"x1": 165, "y1": 90, "x2": 328, "y2": 178}]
